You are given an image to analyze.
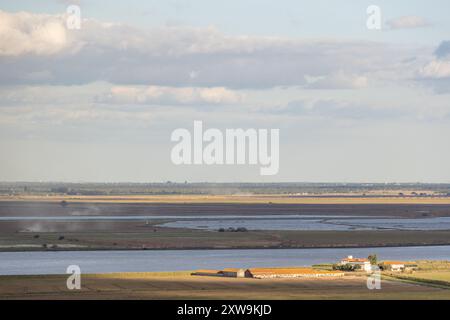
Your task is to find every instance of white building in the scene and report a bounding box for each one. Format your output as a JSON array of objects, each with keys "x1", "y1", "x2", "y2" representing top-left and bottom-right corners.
[
  {"x1": 340, "y1": 255, "x2": 372, "y2": 272},
  {"x1": 380, "y1": 261, "x2": 418, "y2": 272}
]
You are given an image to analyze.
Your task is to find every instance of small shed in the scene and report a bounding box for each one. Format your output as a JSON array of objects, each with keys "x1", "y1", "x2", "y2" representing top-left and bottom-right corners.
[
  {"x1": 220, "y1": 268, "x2": 247, "y2": 278},
  {"x1": 191, "y1": 270, "x2": 222, "y2": 277}
]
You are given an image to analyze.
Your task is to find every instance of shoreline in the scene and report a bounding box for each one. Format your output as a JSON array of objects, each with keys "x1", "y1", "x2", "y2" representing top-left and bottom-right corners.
[{"x1": 1, "y1": 242, "x2": 450, "y2": 254}]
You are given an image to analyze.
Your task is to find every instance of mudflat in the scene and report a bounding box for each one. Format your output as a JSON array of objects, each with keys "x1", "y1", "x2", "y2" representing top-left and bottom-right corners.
[{"x1": 1, "y1": 198, "x2": 450, "y2": 251}]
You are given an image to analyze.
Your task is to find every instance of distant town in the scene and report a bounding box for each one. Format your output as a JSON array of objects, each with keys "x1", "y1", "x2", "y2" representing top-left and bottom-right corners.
[{"x1": 1, "y1": 182, "x2": 449, "y2": 197}]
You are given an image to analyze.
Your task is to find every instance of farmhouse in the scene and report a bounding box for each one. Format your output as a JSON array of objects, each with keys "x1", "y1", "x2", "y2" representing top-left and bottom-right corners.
[
  {"x1": 379, "y1": 261, "x2": 418, "y2": 272},
  {"x1": 192, "y1": 267, "x2": 344, "y2": 279},
  {"x1": 340, "y1": 255, "x2": 372, "y2": 272}
]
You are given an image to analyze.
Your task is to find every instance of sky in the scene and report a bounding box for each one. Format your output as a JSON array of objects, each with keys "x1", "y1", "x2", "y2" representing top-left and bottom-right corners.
[{"x1": 0, "y1": 0, "x2": 450, "y2": 183}]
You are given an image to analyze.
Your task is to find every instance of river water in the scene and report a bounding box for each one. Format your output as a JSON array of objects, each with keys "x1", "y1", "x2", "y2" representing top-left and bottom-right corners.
[
  {"x1": 0, "y1": 245, "x2": 449, "y2": 275},
  {"x1": 2, "y1": 215, "x2": 450, "y2": 231},
  {"x1": 160, "y1": 217, "x2": 450, "y2": 231}
]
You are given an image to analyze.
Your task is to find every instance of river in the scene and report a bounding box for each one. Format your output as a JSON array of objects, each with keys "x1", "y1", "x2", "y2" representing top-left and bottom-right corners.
[{"x1": 0, "y1": 245, "x2": 449, "y2": 275}]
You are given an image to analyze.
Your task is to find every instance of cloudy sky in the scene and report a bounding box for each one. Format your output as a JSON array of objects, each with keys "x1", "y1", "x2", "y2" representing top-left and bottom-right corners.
[{"x1": 1, "y1": 0, "x2": 450, "y2": 182}]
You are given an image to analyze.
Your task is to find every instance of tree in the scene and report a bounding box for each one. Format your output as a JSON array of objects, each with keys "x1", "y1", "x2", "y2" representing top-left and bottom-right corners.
[
  {"x1": 368, "y1": 254, "x2": 377, "y2": 265},
  {"x1": 332, "y1": 263, "x2": 359, "y2": 271}
]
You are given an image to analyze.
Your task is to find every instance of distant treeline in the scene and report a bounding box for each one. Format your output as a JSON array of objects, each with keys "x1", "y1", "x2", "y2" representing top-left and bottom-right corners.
[{"x1": 0, "y1": 182, "x2": 450, "y2": 196}]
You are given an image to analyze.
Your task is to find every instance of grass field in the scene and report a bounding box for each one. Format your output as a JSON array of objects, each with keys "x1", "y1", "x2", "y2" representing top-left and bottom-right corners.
[
  {"x1": 408, "y1": 271, "x2": 450, "y2": 282},
  {"x1": 416, "y1": 260, "x2": 450, "y2": 270},
  {"x1": 380, "y1": 260, "x2": 450, "y2": 289},
  {"x1": 1, "y1": 272, "x2": 449, "y2": 300},
  {"x1": 385, "y1": 270, "x2": 450, "y2": 288}
]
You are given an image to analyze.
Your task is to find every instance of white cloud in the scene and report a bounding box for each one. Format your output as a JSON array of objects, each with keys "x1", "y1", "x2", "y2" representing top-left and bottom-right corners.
[
  {"x1": 416, "y1": 41, "x2": 450, "y2": 92},
  {"x1": 0, "y1": 10, "x2": 422, "y2": 89},
  {"x1": 420, "y1": 60, "x2": 450, "y2": 79},
  {"x1": 102, "y1": 86, "x2": 243, "y2": 105},
  {"x1": 304, "y1": 72, "x2": 368, "y2": 89},
  {"x1": 0, "y1": 10, "x2": 70, "y2": 55},
  {"x1": 386, "y1": 16, "x2": 430, "y2": 30}
]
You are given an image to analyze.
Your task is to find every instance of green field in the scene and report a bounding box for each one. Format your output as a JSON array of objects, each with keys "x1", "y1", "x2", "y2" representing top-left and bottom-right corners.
[{"x1": 411, "y1": 271, "x2": 450, "y2": 282}]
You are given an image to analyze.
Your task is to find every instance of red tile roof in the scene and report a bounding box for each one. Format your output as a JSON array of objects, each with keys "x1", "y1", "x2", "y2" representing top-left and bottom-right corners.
[{"x1": 341, "y1": 258, "x2": 369, "y2": 263}]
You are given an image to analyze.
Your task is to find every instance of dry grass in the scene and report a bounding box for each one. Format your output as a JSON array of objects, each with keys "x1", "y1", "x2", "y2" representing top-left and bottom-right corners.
[
  {"x1": 409, "y1": 271, "x2": 450, "y2": 282},
  {"x1": 416, "y1": 260, "x2": 450, "y2": 271},
  {"x1": 2, "y1": 194, "x2": 450, "y2": 204},
  {"x1": 381, "y1": 261, "x2": 450, "y2": 288},
  {"x1": 1, "y1": 272, "x2": 449, "y2": 300},
  {"x1": 87, "y1": 271, "x2": 193, "y2": 278}
]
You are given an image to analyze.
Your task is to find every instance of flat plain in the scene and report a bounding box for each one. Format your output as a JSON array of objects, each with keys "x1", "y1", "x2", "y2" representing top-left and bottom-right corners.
[
  {"x1": 1, "y1": 198, "x2": 450, "y2": 250},
  {"x1": 1, "y1": 272, "x2": 449, "y2": 300}
]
